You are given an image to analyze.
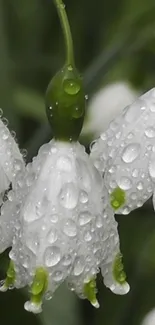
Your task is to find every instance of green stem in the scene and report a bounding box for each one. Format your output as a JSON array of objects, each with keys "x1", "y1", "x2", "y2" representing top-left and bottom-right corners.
[{"x1": 53, "y1": 0, "x2": 75, "y2": 66}]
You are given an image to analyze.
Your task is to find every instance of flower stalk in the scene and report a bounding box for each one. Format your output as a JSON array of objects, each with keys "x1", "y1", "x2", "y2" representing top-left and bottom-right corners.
[{"x1": 53, "y1": 0, "x2": 75, "y2": 66}]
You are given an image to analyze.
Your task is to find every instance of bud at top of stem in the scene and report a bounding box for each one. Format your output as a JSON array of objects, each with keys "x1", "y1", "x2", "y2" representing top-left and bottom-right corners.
[{"x1": 45, "y1": 63, "x2": 85, "y2": 141}]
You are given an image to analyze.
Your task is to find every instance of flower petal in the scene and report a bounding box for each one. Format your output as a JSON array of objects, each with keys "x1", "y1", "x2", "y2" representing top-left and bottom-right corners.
[{"x1": 90, "y1": 88, "x2": 155, "y2": 213}]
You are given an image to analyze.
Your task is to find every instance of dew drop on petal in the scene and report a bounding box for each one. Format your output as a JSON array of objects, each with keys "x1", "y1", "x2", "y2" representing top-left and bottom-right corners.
[
  {"x1": 59, "y1": 183, "x2": 78, "y2": 209},
  {"x1": 53, "y1": 271, "x2": 63, "y2": 282},
  {"x1": 47, "y1": 228, "x2": 58, "y2": 244},
  {"x1": 122, "y1": 143, "x2": 140, "y2": 163},
  {"x1": 145, "y1": 127, "x2": 155, "y2": 138},
  {"x1": 84, "y1": 231, "x2": 92, "y2": 242},
  {"x1": 123, "y1": 99, "x2": 144, "y2": 123},
  {"x1": 117, "y1": 177, "x2": 132, "y2": 190},
  {"x1": 45, "y1": 291, "x2": 53, "y2": 301},
  {"x1": 149, "y1": 158, "x2": 155, "y2": 179},
  {"x1": 79, "y1": 211, "x2": 92, "y2": 226},
  {"x1": 62, "y1": 254, "x2": 72, "y2": 266},
  {"x1": 73, "y1": 257, "x2": 84, "y2": 276},
  {"x1": 79, "y1": 190, "x2": 88, "y2": 204},
  {"x1": 50, "y1": 214, "x2": 58, "y2": 223},
  {"x1": 63, "y1": 219, "x2": 77, "y2": 237},
  {"x1": 44, "y1": 246, "x2": 61, "y2": 267},
  {"x1": 137, "y1": 182, "x2": 143, "y2": 190}
]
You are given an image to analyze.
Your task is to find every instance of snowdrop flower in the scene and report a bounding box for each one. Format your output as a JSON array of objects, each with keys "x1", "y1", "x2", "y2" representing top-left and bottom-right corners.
[
  {"x1": 141, "y1": 309, "x2": 155, "y2": 325},
  {"x1": 3, "y1": 139, "x2": 129, "y2": 313},
  {"x1": 0, "y1": 113, "x2": 23, "y2": 201},
  {"x1": 0, "y1": 0, "x2": 129, "y2": 313},
  {"x1": 82, "y1": 82, "x2": 138, "y2": 138},
  {"x1": 90, "y1": 88, "x2": 155, "y2": 214},
  {"x1": 0, "y1": 112, "x2": 25, "y2": 254}
]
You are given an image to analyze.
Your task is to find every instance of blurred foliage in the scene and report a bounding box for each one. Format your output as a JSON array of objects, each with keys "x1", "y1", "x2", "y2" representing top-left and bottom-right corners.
[{"x1": 0, "y1": 0, "x2": 155, "y2": 324}]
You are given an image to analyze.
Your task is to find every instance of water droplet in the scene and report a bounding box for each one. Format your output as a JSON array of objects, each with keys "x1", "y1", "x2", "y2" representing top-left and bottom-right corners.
[
  {"x1": 59, "y1": 183, "x2": 78, "y2": 209},
  {"x1": 117, "y1": 177, "x2": 132, "y2": 190},
  {"x1": 137, "y1": 181, "x2": 143, "y2": 190},
  {"x1": 96, "y1": 215, "x2": 103, "y2": 228},
  {"x1": 132, "y1": 168, "x2": 139, "y2": 178},
  {"x1": 72, "y1": 106, "x2": 83, "y2": 118},
  {"x1": 50, "y1": 214, "x2": 58, "y2": 223},
  {"x1": 122, "y1": 143, "x2": 140, "y2": 163},
  {"x1": 73, "y1": 257, "x2": 84, "y2": 276},
  {"x1": 149, "y1": 158, "x2": 155, "y2": 178},
  {"x1": 53, "y1": 271, "x2": 63, "y2": 282},
  {"x1": 63, "y1": 219, "x2": 77, "y2": 237},
  {"x1": 123, "y1": 99, "x2": 144, "y2": 123},
  {"x1": 122, "y1": 207, "x2": 130, "y2": 215},
  {"x1": 26, "y1": 235, "x2": 40, "y2": 255},
  {"x1": 79, "y1": 190, "x2": 88, "y2": 203},
  {"x1": 145, "y1": 127, "x2": 155, "y2": 138},
  {"x1": 109, "y1": 121, "x2": 118, "y2": 130},
  {"x1": 47, "y1": 228, "x2": 58, "y2": 244},
  {"x1": 100, "y1": 133, "x2": 107, "y2": 141},
  {"x1": 62, "y1": 254, "x2": 72, "y2": 266},
  {"x1": 11, "y1": 130, "x2": 16, "y2": 138},
  {"x1": 84, "y1": 231, "x2": 92, "y2": 242},
  {"x1": 109, "y1": 166, "x2": 116, "y2": 174},
  {"x1": 116, "y1": 131, "x2": 121, "y2": 139},
  {"x1": 21, "y1": 149, "x2": 27, "y2": 158},
  {"x1": 2, "y1": 117, "x2": 8, "y2": 126},
  {"x1": 79, "y1": 211, "x2": 91, "y2": 226},
  {"x1": 45, "y1": 291, "x2": 53, "y2": 300},
  {"x1": 137, "y1": 201, "x2": 143, "y2": 207},
  {"x1": 150, "y1": 104, "x2": 155, "y2": 112},
  {"x1": 85, "y1": 94, "x2": 88, "y2": 100},
  {"x1": 63, "y1": 79, "x2": 80, "y2": 95},
  {"x1": 127, "y1": 132, "x2": 134, "y2": 139},
  {"x1": 44, "y1": 246, "x2": 61, "y2": 267}
]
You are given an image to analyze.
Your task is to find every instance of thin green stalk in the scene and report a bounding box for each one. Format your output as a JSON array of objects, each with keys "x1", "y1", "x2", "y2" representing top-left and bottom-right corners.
[{"x1": 53, "y1": 0, "x2": 75, "y2": 66}]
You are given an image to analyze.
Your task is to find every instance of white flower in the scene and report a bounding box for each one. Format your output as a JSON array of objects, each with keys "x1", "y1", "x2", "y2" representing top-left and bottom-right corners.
[
  {"x1": 90, "y1": 88, "x2": 155, "y2": 214},
  {"x1": 0, "y1": 116, "x2": 25, "y2": 253},
  {"x1": 82, "y1": 82, "x2": 138, "y2": 137},
  {"x1": 0, "y1": 117, "x2": 23, "y2": 199},
  {"x1": 2, "y1": 139, "x2": 129, "y2": 313},
  {"x1": 141, "y1": 309, "x2": 155, "y2": 325}
]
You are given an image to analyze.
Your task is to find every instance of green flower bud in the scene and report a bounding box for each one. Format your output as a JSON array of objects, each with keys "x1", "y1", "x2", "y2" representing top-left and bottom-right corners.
[{"x1": 45, "y1": 64, "x2": 85, "y2": 141}]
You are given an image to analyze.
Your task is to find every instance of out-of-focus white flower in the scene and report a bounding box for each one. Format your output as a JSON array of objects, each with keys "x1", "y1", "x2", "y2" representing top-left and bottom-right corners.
[
  {"x1": 90, "y1": 88, "x2": 155, "y2": 214},
  {"x1": 141, "y1": 309, "x2": 155, "y2": 325},
  {"x1": 0, "y1": 115, "x2": 25, "y2": 253},
  {"x1": 82, "y1": 82, "x2": 138, "y2": 138},
  {"x1": 1, "y1": 139, "x2": 129, "y2": 313}
]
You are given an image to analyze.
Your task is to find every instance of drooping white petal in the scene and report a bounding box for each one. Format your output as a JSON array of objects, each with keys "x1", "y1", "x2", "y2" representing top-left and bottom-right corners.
[
  {"x1": 8, "y1": 139, "x2": 129, "y2": 311},
  {"x1": 0, "y1": 118, "x2": 24, "y2": 196},
  {"x1": 0, "y1": 118, "x2": 25, "y2": 253},
  {"x1": 82, "y1": 82, "x2": 138, "y2": 138},
  {"x1": 90, "y1": 88, "x2": 155, "y2": 214},
  {"x1": 141, "y1": 309, "x2": 155, "y2": 325}
]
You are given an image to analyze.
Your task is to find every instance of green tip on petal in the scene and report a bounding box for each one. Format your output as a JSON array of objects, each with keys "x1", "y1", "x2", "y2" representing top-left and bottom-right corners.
[
  {"x1": 3, "y1": 260, "x2": 16, "y2": 290},
  {"x1": 30, "y1": 267, "x2": 48, "y2": 306},
  {"x1": 113, "y1": 253, "x2": 127, "y2": 285},
  {"x1": 45, "y1": 64, "x2": 86, "y2": 142},
  {"x1": 84, "y1": 278, "x2": 99, "y2": 308},
  {"x1": 110, "y1": 187, "x2": 126, "y2": 210}
]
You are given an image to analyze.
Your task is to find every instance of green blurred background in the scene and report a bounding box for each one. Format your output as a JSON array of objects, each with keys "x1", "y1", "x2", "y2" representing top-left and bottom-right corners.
[{"x1": 1, "y1": 0, "x2": 155, "y2": 324}]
